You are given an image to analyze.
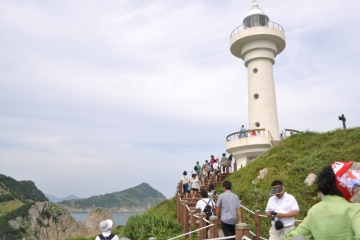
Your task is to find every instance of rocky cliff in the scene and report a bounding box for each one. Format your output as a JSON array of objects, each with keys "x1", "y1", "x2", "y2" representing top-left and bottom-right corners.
[{"x1": 1, "y1": 201, "x2": 114, "y2": 240}]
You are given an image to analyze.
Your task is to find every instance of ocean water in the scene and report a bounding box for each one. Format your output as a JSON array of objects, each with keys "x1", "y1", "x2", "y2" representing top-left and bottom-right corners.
[{"x1": 71, "y1": 212, "x2": 143, "y2": 226}]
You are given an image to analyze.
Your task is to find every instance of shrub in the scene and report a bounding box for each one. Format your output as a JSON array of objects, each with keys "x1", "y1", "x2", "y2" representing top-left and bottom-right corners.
[{"x1": 122, "y1": 213, "x2": 183, "y2": 240}]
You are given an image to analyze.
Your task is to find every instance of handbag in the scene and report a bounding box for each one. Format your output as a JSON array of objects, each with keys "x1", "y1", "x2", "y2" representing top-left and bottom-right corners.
[{"x1": 187, "y1": 185, "x2": 192, "y2": 191}]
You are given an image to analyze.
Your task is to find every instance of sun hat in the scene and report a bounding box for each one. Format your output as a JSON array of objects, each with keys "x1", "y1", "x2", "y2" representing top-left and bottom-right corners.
[
  {"x1": 99, "y1": 219, "x2": 113, "y2": 232},
  {"x1": 331, "y1": 161, "x2": 360, "y2": 202}
]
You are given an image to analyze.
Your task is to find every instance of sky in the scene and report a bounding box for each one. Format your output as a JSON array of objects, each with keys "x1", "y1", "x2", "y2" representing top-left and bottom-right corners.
[{"x1": 1, "y1": 0, "x2": 359, "y2": 199}]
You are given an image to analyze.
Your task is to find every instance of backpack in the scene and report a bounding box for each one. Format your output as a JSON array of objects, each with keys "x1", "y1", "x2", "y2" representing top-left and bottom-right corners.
[
  {"x1": 202, "y1": 199, "x2": 213, "y2": 220},
  {"x1": 98, "y1": 234, "x2": 115, "y2": 240}
]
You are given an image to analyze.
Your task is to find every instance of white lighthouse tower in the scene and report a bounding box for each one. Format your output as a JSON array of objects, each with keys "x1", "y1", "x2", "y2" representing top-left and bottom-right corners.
[{"x1": 226, "y1": 2, "x2": 286, "y2": 167}]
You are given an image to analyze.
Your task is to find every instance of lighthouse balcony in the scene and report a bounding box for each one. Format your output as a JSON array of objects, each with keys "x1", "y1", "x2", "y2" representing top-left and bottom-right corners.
[
  {"x1": 225, "y1": 128, "x2": 272, "y2": 167},
  {"x1": 226, "y1": 129, "x2": 271, "y2": 150},
  {"x1": 230, "y1": 21, "x2": 284, "y2": 38},
  {"x1": 229, "y1": 21, "x2": 286, "y2": 60}
]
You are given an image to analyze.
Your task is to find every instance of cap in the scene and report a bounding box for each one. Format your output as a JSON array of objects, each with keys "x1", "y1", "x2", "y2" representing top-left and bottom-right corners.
[{"x1": 269, "y1": 185, "x2": 284, "y2": 195}]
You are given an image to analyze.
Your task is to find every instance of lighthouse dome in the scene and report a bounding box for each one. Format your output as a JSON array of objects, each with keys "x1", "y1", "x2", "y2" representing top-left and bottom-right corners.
[{"x1": 243, "y1": 2, "x2": 269, "y2": 28}]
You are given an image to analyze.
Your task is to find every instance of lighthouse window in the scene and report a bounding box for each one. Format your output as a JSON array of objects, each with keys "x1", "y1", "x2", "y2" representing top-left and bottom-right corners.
[
  {"x1": 259, "y1": 15, "x2": 269, "y2": 26},
  {"x1": 254, "y1": 94, "x2": 259, "y2": 99},
  {"x1": 255, "y1": 122, "x2": 260, "y2": 127},
  {"x1": 253, "y1": 68, "x2": 258, "y2": 73},
  {"x1": 244, "y1": 15, "x2": 269, "y2": 28}
]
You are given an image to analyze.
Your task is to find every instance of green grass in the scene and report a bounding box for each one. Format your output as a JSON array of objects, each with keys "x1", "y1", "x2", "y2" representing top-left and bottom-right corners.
[
  {"x1": 0, "y1": 199, "x2": 25, "y2": 217},
  {"x1": 145, "y1": 197, "x2": 177, "y2": 219}
]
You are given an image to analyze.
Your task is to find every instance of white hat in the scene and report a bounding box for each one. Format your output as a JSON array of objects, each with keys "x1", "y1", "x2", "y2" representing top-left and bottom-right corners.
[{"x1": 99, "y1": 219, "x2": 113, "y2": 232}]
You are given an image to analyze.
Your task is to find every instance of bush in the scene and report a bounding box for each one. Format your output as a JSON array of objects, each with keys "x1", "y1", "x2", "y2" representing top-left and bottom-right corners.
[
  {"x1": 0, "y1": 204, "x2": 32, "y2": 239},
  {"x1": 122, "y1": 213, "x2": 183, "y2": 240},
  {"x1": 0, "y1": 194, "x2": 15, "y2": 203}
]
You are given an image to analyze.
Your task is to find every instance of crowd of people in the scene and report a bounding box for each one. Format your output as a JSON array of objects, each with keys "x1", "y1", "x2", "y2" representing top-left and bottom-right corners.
[
  {"x1": 179, "y1": 159, "x2": 360, "y2": 240},
  {"x1": 181, "y1": 154, "x2": 234, "y2": 203},
  {"x1": 180, "y1": 153, "x2": 243, "y2": 239}
]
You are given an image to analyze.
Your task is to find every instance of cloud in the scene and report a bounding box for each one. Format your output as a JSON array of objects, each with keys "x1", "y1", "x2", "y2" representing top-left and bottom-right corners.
[{"x1": 0, "y1": 0, "x2": 359, "y2": 199}]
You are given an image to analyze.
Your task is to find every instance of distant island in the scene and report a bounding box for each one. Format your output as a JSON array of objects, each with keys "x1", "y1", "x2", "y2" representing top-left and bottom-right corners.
[
  {"x1": 45, "y1": 194, "x2": 79, "y2": 202},
  {"x1": 57, "y1": 182, "x2": 166, "y2": 213}
]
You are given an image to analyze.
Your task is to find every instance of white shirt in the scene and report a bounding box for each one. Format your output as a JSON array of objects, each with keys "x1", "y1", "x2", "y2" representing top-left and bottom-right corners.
[
  {"x1": 265, "y1": 192, "x2": 299, "y2": 227},
  {"x1": 190, "y1": 177, "x2": 200, "y2": 189},
  {"x1": 213, "y1": 162, "x2": 219, "y2": 169},
  {"x1": 196, "y1": 198, "x2": 215, "y2": 212},
  {"x1": 94, "y1": 231, "x2": 120, "y2": 240},
  {"x1": 182, "y1": 175, "x2": 190, "y2": 183}
]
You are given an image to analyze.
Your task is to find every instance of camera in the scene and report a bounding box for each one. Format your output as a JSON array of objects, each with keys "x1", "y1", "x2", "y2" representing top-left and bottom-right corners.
[{"x1": 270, "y1": 211, "x2": 277, "y2": 216}]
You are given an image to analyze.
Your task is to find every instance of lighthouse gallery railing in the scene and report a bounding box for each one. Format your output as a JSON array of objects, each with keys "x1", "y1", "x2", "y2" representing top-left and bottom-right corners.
[{"x1": 230, "y1": 21, "x2": 284, "y2": 38}]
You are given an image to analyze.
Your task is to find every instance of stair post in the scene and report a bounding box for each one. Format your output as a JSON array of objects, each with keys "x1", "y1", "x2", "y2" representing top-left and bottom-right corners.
[
  {"x1": 179, "y1": 181, "x2": 183, "y2": 196},
  {"x1": 181, "y1": 200, "x2": 187, "y2": 230},
  {"x1": 209, "y1": 215, "x2": 219, "y2": 238},
  {"x1": 199, "y1": 212, "x2": 206, "y2": 239},
  {"x1": 255, "y1": 210, "x2": 261, "y2": 240},
  {"x1": 239, "y1": 200, "x2": 243, "y2": 223},
  {"x1": 195, "y1": 208, "x2": 201, "y2": 229},
  {"x1": 183, "y1": 202, "x2": 189, "y2": 237},
  {"x1": 190, "y1": 209, "x2": 196, "y2": 230},
  {"x1": 235, "y1": 222, "x2": 250, "y2": 240},
  {"x1": 176, "y1": 193, "x2": 180, "y2": 222}
]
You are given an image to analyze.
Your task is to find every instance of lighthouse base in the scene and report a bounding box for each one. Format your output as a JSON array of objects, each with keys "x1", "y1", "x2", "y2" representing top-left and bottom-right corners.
[{"x1": 226, "y1": 135, "x2": 271, "y2": 168}]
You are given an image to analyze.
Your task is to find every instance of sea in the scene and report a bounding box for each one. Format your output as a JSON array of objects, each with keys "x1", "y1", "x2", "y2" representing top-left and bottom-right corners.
[{"x1": 70, "y1": 212, "x2": 143, "y2": 226}]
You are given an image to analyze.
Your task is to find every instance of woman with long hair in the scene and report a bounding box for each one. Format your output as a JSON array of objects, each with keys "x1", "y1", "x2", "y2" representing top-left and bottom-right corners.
[
  {"x1": 200, "y1": 165, "x2": 207, "y2": 186},
  {"x1": 190, "y1": 173, "x2": 201, "y2": 203}
]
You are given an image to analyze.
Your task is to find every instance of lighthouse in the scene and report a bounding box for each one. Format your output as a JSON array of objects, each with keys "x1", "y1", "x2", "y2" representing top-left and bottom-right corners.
[{"x1": 226, "y1": 2, "x2": 286, "y2": 167}]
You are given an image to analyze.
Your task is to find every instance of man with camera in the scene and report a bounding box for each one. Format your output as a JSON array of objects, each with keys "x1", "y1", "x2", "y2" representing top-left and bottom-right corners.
[{"x1": 265, "y1": 180, "x2": 299, "y2": 240}]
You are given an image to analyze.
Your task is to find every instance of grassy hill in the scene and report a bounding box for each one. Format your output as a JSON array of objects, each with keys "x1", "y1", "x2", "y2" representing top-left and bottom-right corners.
[{"x1": 134, "y1": 127, "x2": 360, "y2": 239}]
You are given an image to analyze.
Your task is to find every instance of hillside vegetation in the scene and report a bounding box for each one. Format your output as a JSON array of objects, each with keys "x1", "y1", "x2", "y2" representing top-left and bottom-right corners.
[
  {"x1": 59, "y1": 183, "x2": 166, "y2": 212},
  {"x1": 135, "y1": 127, "x2": 360, "y2": 239},
  {"x1": 0, "y1": 175, "x2": 48, "y2": 204},
  {"x1": 0, "y1": 174, "x2": 48, "y2": 217}
]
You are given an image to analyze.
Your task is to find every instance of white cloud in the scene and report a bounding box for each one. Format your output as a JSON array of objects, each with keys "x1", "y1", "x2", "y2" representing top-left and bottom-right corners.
[{"x1": 0, "y1": 0, "x2": 359, "y2": 199}]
